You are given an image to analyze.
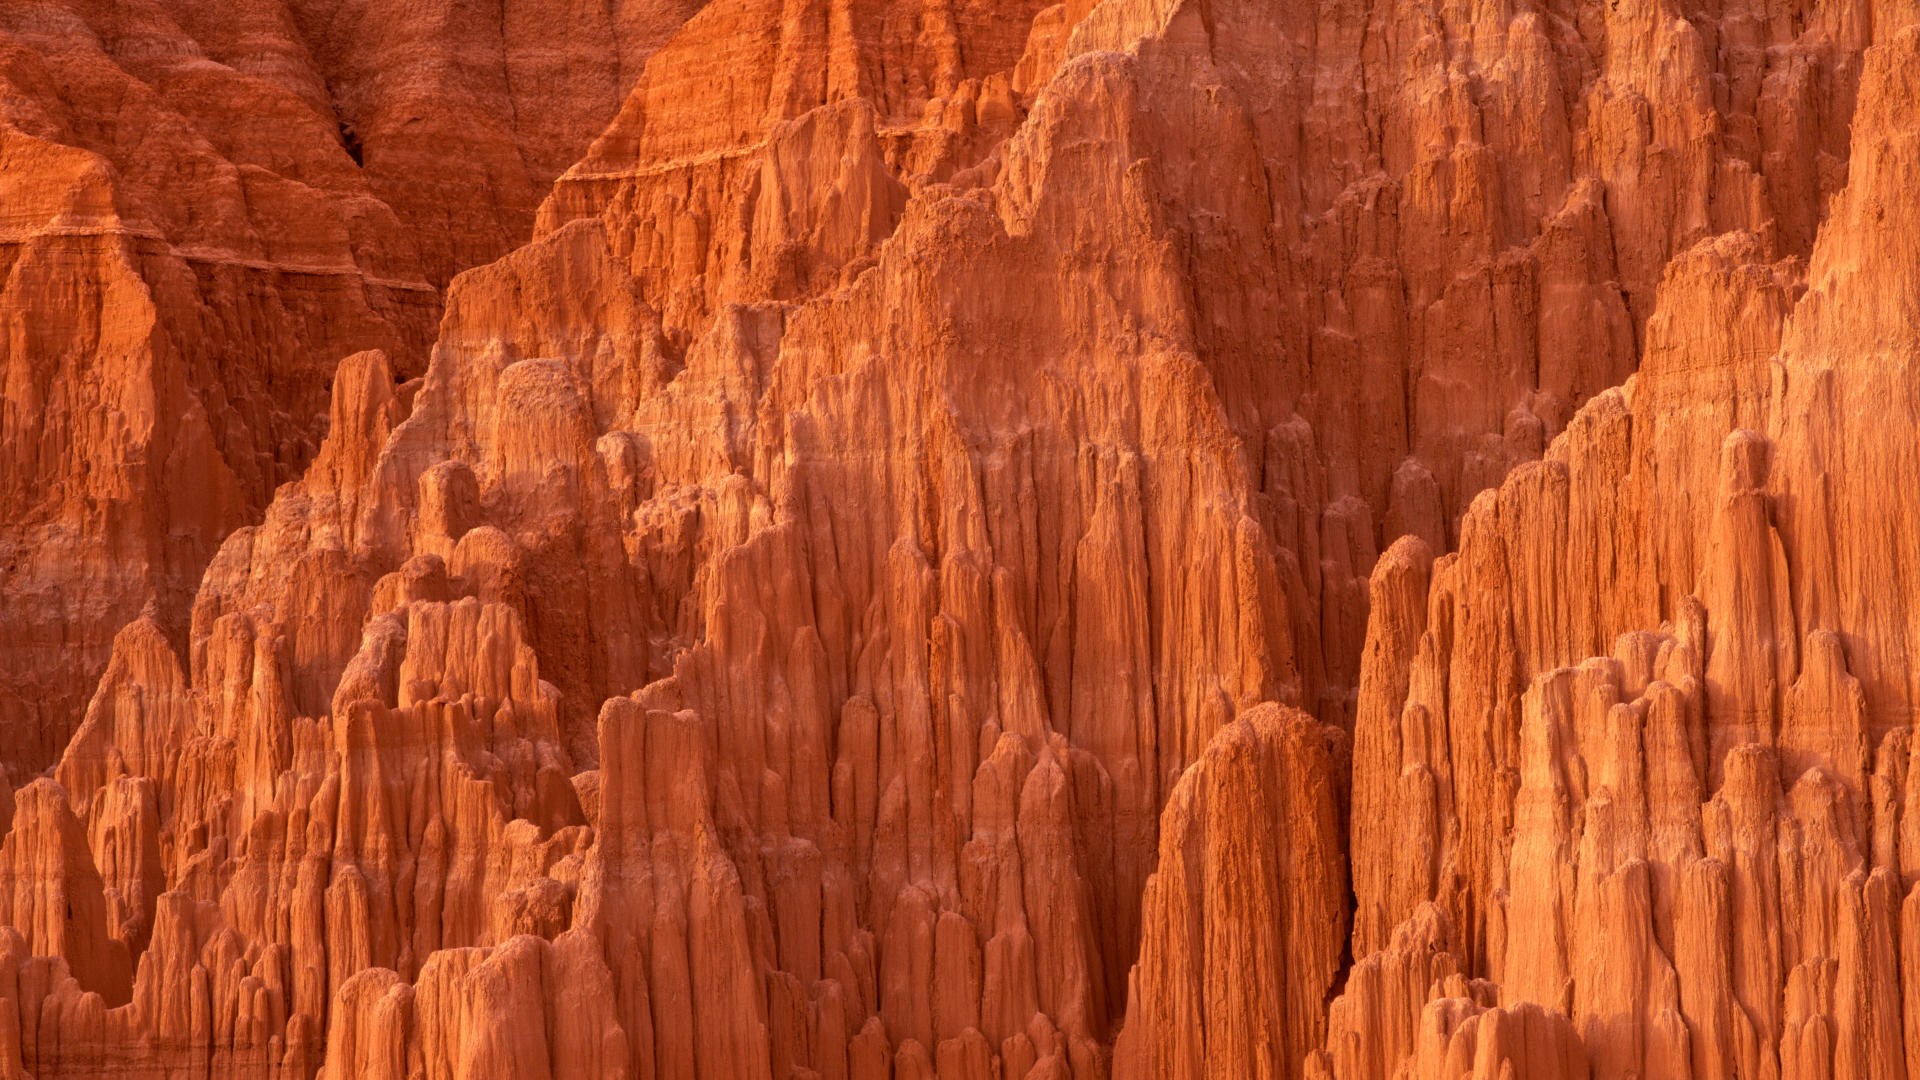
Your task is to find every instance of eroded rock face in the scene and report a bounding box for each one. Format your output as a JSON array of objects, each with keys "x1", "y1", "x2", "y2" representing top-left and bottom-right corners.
[
  {"x1": 0, "y1": 0, "x2": 1914, "y2": 1077},
  {"x1": 1113, "y1": 704, "x2": 1347, "y2": 1080},
  {"x1": 0, "y1": 0, "x2": 702, "y2": 781},
  {"x1": 1339, "y1": 18, "x2": 1920, "y2": 1079}
]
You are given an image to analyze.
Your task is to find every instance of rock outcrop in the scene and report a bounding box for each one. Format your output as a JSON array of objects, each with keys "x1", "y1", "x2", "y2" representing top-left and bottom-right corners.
[
  {"x1": 0, "y1": 0, "x2": 1915, "y2": 1077},
  {"x1": 1339, "y1": 15, "x2": 1920, "y2": 1079},
  {"x1": 1114, "y1": 704, "x2": 1347, "y2": 1080},
  {"x1": 0, "y1": 0, "x2": 702, "y2": 781}
]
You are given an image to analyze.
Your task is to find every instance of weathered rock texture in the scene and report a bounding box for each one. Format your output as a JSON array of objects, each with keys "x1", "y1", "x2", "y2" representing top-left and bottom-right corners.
[
  {"x1": 0, "y1": 0, "x2": 1915, "y2": 1077},
  {"x1": 1337, "y1": 12, "x2": 1920, "y2": 1079},
  {"x1": 0, "y1": 0, "x2": 702, "y2": 779}
]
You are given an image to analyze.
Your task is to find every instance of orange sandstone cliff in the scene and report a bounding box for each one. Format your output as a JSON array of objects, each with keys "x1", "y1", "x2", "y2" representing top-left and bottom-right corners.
[
  {"x1": 0, "y1": 0, "x2": 1915, "y2": 1077},
  {"x1": 0, "y1": 0, "x2": 701, "y2": 776}
]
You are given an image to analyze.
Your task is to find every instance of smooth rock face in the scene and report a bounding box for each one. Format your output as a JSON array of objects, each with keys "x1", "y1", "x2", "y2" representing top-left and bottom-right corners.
[{"x1": 0, "y1": 0, "x2": 1915, "y2": 1078}]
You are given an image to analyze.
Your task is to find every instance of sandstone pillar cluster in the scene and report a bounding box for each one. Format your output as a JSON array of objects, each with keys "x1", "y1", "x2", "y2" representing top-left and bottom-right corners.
[{"x1": 1, "y1": 0, "x2": 1916, "y2": 1077}]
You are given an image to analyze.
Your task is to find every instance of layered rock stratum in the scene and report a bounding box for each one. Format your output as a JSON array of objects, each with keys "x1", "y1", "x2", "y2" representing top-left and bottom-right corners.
[{"x1": 0, "y1": 0, "x2": 1915, "y2": 1077}]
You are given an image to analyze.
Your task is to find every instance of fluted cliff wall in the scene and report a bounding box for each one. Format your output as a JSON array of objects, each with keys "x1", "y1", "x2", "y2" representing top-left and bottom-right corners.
[{"x1": 0, "y1": 0, "x2": 1914, "y2": 1077}]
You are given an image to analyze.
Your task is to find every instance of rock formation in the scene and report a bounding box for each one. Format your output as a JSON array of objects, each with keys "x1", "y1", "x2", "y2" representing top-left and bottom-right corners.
[
  {"x1": 1337, "y1": 16, "x2": 1920, "y2": 1078},
  {"x1": 0, "y1": 0, "x2": 702, "y2": 781},
  {"x1": 0, "y1": 0, "x2": 1916, "y2": 1077}
]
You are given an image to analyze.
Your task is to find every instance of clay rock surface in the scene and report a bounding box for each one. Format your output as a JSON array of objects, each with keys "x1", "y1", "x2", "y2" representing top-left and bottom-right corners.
[
  {"x1": 0, "y1": 0, "x2": 1916, "y2": 1078},
  {"x1": 0, "y1": 0, "x2": 703, "y2": 783},
  {"x1": 1341, "y1": 15, "x2": 1920, "y2": 1080}
]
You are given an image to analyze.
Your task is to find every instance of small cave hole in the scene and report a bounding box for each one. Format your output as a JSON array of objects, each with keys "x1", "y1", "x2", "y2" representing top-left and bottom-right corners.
[{"x1": 339, "y1": 121, "x2": 364, "y2": 166}]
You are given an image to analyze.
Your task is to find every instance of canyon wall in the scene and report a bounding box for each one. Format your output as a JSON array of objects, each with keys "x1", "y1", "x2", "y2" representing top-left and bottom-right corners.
[
  {"x1": 0, "y1": 0, "x2": 702, "y2": 777},
  {"x1": 0, "y1": 0, "x2": 1914, "y2": 1077}
]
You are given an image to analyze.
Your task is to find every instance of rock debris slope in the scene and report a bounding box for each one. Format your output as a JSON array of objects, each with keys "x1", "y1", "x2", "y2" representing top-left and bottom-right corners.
[{"x1": 0, "y1": 0, "x2": 1913, "y2": 1077}]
